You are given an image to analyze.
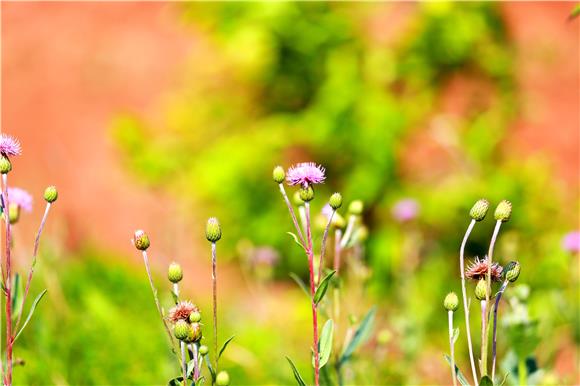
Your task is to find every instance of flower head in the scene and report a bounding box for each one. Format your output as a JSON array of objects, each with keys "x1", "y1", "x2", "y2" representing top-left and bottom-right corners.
[
  {"x1": 286, "y1": 162, "x2": 325, "y2": 188},
  {"x1": 465, "y1": 256, "x2": 503, "y2": 282},
  {"x1": 0, "y1": 134, "x2": 21, "y2": 157},
  {"x1": 7, "y1": 187, "x2": 32, "y2": 212},
  {"x1": 562, "y1": 231, "x2": 580, "y2": 253},
  {"x1": 168, "y1": 301, "x2": 199, "y2": 323},
  {"x1": 391, "y1": 198, "x2": 419, "y2": 222}
]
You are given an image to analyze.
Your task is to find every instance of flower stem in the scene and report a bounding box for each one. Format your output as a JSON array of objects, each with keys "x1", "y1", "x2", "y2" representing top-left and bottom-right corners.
[
  {"x1": 459, "y1": 219, "x2": 479, "y2": 386},
  {"x1": 480, "y1": 300, "x2": 488, "y2": 377},
  {"x1": 339, "y1": 215, "x2": 356, "y2": 248},
  {"x1": 448, "y1": 310, "x2": 458, "y2": 386},
  {"x1": 181, "y1": 342, "x2": 187, "y2": 386},
  {"x1": 304, "y1": 202, "x2": 320, "y2": 386},
  {"x1": 333, "y1": 229, "x2": 342, "y2": 384},
  {"x1": 317, "y1": 209, "x2": 335, "y2": 285},
  {"x1": 518, "y1": 357, "x2": 527, "y2": 386},
  {"x1": 211, "y1": 242, "x2": 218, "y2": 374},
  {"x1": 2, "y1": 173, "x2": 14, "y2": 385},
  {"x1": 483, "y1": 221, "x2": 502, "y2": 377},
  {"x1": 491, "y1": 280, "x2": 508, "y2": 380},
  {"x1": 278, "y1": 183, "x2": 305, "y2": 246}
]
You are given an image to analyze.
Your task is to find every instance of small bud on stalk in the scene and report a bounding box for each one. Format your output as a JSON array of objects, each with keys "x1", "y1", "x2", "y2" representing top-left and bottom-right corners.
[
  {"x1": 216, "y1": 371, "x2": 230, "y2": 386},
  {"x1": 168, "y1": 262, "x2": 183, "y2": 283},
  {"x1": 444, "y1": 292, "x2": 459, "y2": 312},
  {"x1": 206, "y1": 217, "x2": 222, "y2": 243},
  {"x1": 174, "y1": 320, "x2": 190, "y2": 341},
  {"x1": 504, "y1": 261, "x2": 521, "y2": 282},
  {"x1": 199, "y1": 345, "x2": 209, "y2": 356},
  {"x1": 189, "y1": 311, "x2": 201, "y2": 323},
  {"x1": 0, "y1": 156, "x2": 12, "y2": 174},
  {"x1": 329, "y1": 192, "x2": 343, "y2": 210},
  {"x1": 348, "y1": 200, "x2": 364, "y2": 215},
  {"x1": 475, "y1": 279, "x2": 488, "y2": 301},
  {"x1": 494, "y1": 200, "x2": 512, "y2": 222},
  {"x1": 272, "y1": 166, "x2": 285, "y2": 184},
  {"x1": 299, "y1": 186, "x2": 314, "y2": 202},
  {"x1": 469, "y1": 199, "x2": 489, "y2": 221},
  {"x1": 44, "y1": 186, "x2": 58, "y2": 203},
  {"x1": 133, "y1": 230, "x2": 150, "y2": 251}
]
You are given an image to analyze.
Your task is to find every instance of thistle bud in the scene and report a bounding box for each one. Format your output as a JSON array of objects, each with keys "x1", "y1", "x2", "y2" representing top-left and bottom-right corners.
[
  {"x1": 494, "y1": 200, "x2": 512, "y2": 222},
  {"x1": 272, "y1": 166, "x2": 285, "y2": 184},
  {"x1": 469, "y1": 199, "x2": 489, "y2": 222},
  {"x1": 329, "y1": 193, "x2": 343, "y2": 210},
  {"x1": 348, "y1": 200, "x2": 364, "y2": 215},
  {"x1": 206, "y1": 217, "x2": 222, "y2": 243},
  {"x1": 43, "y1": 186, "x2": 58, "y2": 203},
  {"x1": 168, "y1": 262, "x2": 183, "y2": 283},
  {"x1": 199, "y1": 345, "x2": 209, "y2": 355},
  {"x1": 8, "y1": 203, "x2": 20, "y2": 224},
  {"x1": 0, "y1": 156, "x2": 12, "y2": 174},
  {"x1": 504, "y1": 261, "x2": 521, "y2": 282},
  {"x1": 332, "y1": 212, "x2": 346, "y2": 229},
  {"x1": 475, "y1": 279, "x2": 488, "y2": 301},
  {"x1": 189, "y1": 311, "x2": 201, "y2": 323},
  {"x1": 184, "y1": 322, "x2": 202, "y2": 343},
  {"x1": 293, "y1": 191, "x2": 304, "y2": 206},
  {"x1": 173, "y1": 320, "x2": 190, "y2": 341},
  {"x1": 133, "y1": 230, "x2": 150, "y2": 251},
  {"x1": 444, "y1": 292, "x2": 459, "y2": 312},
  {"x1": 216, "y1": 371, "x2": 230, "y2": 386},
  {"x1": 299, "y1": 186, "x2": 314, "y2": 202}
]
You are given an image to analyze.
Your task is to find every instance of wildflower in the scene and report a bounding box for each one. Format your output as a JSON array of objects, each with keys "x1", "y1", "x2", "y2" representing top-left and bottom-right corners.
[
  {"x1": 8, "y1": 187, "x2": 33, "y2": 212},
  {"x1": 168, "y1": 262, "x2": 183, "y2": 283},
  {"x1": 562, "y1": 231, "x2": 580, "y2": 253},
  {"x1": 189, "y1": 311, "x2": 201, "y2": 323},
  {"x1": 185, "y1": 322, "x2": 202, "y2": 343},
  {"x1": 199, "y1": 345, "x2": 209, "y2": 355},
  {"x1": 206, "y1": 217, "x2": 222, "y2": 243},
  {"x1": 168, "y1": 301, "x2": 199, "y2": 323},
  {"x1": 0, "y1": 134, "x2": 22, "y2": 157},
  {"x1": 286, "y1": 162, "x2": 325, "y2": 188},
  {"x1": 299, "y1": 186, "x2": 314, "y2": 202},
  {"x1": 469, "y1": 199, "x2": 490, "y2": 221},
  {"x1": 465, "y1": 256, "x2": 503, "y2": 282},
  {"x1": 444, "y1": 292, "x2": 459, "y2": 312},
  {"x1": 391, "y1": 198, "x2": 419, "y2": 222},
  {"x1": 43, "y1": 186, "x2": 58, "y2": 203},
  {"x1": 0, "y1": 157, "x2": 11, "y2": 174},
  {"x1": 132, "y1": 230, "x2": 150, "y2": 251}
]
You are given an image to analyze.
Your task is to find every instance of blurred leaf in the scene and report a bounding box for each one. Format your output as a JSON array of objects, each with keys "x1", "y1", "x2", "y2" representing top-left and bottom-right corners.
[
  {"x1": 569, "y1": 5, "x2": 580, "y2": 20},
  {"x1": 168, "y1": 377, "x2": 183, "y2": 386},
  {"x1": 506, "y1": 321, "x2": 540, "y2": 358},
  {"x1": 314, "y1": 319, "x2": 334, "y2": 369},
  {"x1": 289, "y1": 272, "x2": 310, "y2": 298},
  {"x1": 286, "y1": 356, "x2": 307, "y2": 386},
  {"x1": 479, "y1": 375, "x2": 493, "y2": 386},
  {"x1": 186, "y1": 359, "x2": 196, "y2": 378},
  {"x1": 339, "y1": 306, "x2": 376, "y2": 365},
  {"x1": 13, "y1": 289, "x2": 47, "y2": 342},
  {"x1": 452, "y1": 327, "x2": 460, "y2": 345},
  {"x1": 498, "y1": 372, "x2": 509, "y2": 386},
  {"x1": 314, "y1": 270, "x2": 336, "y2": 305},
  {"x1": 12, "y1": 273, "x2": 23, "y2": 322},
  {"x1": 444, "y1": 355, "x2": 471, "y2": 386},
  {"x1": 218, "y1": 335, "x2": 235, "y2": 359},
  {"x1": 287, "y1": 232, "x2": 305, "y2": 250}
]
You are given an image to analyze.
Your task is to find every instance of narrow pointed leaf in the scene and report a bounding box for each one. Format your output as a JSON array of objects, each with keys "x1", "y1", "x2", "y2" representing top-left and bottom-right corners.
[
  {"x1": 313, "y1": 270, "x2": 336, "y2": 305},
  {"x1": 14, "y1": 289, "x2": 47, "y2": 342},
  {"x1": 452, "y1": 327, "x2": 460, "y2": 345},
  {"x1": 186, "y1": 359, "x2": 196, "y2": 378},
  {"x1": 339, "y1": 306, "x2": 376, "y2": 365},
  {"x1": 445, "y1": 355, "x2": 471, "y2": 386},
  {"x1": 218, "y1": 335, "x2": 235, "y2": 359},
  {"x1": 316, "y1": 319, "x2": 334, "y2": 369},
  {"x1": 289, "y1": 273, "x2": 310, "y2": 298},
  {"x1": 498, "y1": 372, "x2": 509, "y2": 386},
  {"x1": 479, "y1": 375, "x2": 494, "y2": 386},
  {"x1": 12, "y1": 273, "x2": 23, "y2": 321},
  {"x1": 286, "y1": 232, "x2": 305, "y2": 249},
  {"x1": 286, "y1": 356, "x2": 306, "y2": 386}
]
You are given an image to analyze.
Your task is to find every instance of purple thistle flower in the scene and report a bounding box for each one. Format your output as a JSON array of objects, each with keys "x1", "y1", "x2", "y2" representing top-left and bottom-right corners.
[
  {"x1": 391, "y1": 198, "x2": 419, "y2": 222},
  {"x1": 562, "y1": 231, "x2": 580, "y2": 253},
  {"x1": 7, "y1": 187, "x2": 33, "y2": 212},
  {"x1": 286, "y1": 162, "x2": 326, "y2": 188},
  {"x1": 0, "y1": 134, "x2": 22, "y2": 157}
]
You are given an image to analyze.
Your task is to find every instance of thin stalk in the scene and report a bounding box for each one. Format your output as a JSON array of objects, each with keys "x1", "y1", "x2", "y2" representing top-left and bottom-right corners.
[
  {"x1": 304, "y1": 202, "x2": 320, "y2": 386},
  {"x1": 333, "y1": 229, "x2": 342, "y2": 384},
  {"x1": 16, "y1": 203, "x2": 52, "y2": 331},
  {"x1": 193, "y1": 342, "x2": 200, "y2": 382},
  {"x1": 491, "y1": 280, "x2": 509, "y2": 380},
  {"x1": 3, "y1": 173, "x2": 14, "y2": 385},
  {"x1": 480, "y1": 300, "x2": 488, "y2": 376},
  {"x1": 483, "y1": 221, "x2": 502, "y2": 377},
  {"x1": 298, "y1": 206, "x2": 307, "y2": 238},
  {"x1": 339, "y1": 215, "x2": 356, "y2": 248},
  {"x1": 459, "y1": 219, "x2": 479, "y2": 386},
  {"x1": 518, "y1": 357, "x2": 527, "y2": 386},
  {"x1": 181, "y1": 342, "x2": 187, "y2": 386},
  {"x1": 448, "y1": 310, "x2": 457, "y2": 386},
  {"x1": 211, "y1": 242, "x2": 218, "y2": 374},
  {"x1": 278, "y1": 184, "x2": 305, "y2": 246},
  {"x1": 317, "y1": 209, "x2": 335, "y2": 285}
]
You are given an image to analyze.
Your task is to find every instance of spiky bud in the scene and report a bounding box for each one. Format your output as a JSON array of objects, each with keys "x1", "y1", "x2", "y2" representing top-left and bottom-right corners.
[
  {"x1": 299, "y1": 186, "x2": 314, "y2": 202},
  {"x1": 504, "y1": 261, "x2": 521, "y2": 282},
  {"x1": 329, "y1": 193, "x2": 343, "y2": 210},
  {"x1": 0, "y1": 156, "x2": 12, "y2": 174},
  {"x1": 133, "y1": 230, "x2": 150, "y2": 251},
  {"x1": 199, "y1": 345, "x2": 209, "y2": 356},
  {"x1": 444, "y1": 292, "x2": 459, "y2": 312},
  {"x1": 206, "y1": 217, "x2": 222, "y2": 243},
  {"x1": 469, "y1": 199, "x2": 489, "y2": 222},
  {"x1": 332, "y1": 212, "x2": 346, "y2": 229},
  {"x1": 494, "y1": 200, "x2": 512, "y2": 222},
  {"x1": 189, "y1": 311, "x2": 201, "y2": 323},
  {"x1": 173, "y1": 320, "x2": 190, "y2": 341},
  {"x1": 348, "y1": 200, "x2": 364, "y2": 215},
  {"x1": 184, "y1": 322, "x2": 202, "y2": 343},
  {"x1": 8, "y1": 203, "x2": 20, "y2": 224},
  {"x1": 43, "y1": 186, "x2": 58, "y2": 203},
  {"x1": 272, "y1": 166, "x2": 285, "y2": 184},
  {"x1": 475, "y1": 279, "x2": 488, "y2": 301},
  {"x1": 216, "y1": 371, "x2": 230, "y2": 386},
  {"x1": 168, "y1": 262, "x2": 183, "y2": 283}
]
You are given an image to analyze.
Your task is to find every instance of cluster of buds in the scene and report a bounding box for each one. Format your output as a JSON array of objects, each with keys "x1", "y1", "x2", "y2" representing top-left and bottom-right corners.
[{"x1": 169, "y1": 301, "x2": 203, "y2": 343}]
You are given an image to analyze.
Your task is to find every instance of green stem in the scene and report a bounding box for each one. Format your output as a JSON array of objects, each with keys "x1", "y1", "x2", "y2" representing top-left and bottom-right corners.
[
  {"x1": 518, "y1": 357, "x2": 527, "y2": 386},
  {"x1": 480, "y1": 300, "x2": 488, "y2": 376},
  {"x1": 448, "y1": 310, "x2": 457, "y2": 386}
]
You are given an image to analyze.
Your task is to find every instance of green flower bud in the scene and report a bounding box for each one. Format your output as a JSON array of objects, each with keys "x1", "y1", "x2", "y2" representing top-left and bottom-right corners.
[
  {"x1": 43, "y1": 186, "x2": 58, "y2": 203},
  {"x1": 494, "y1": 200, "x2": 512, "y2": 222},
  {"x1": 8, "y1": 203, "x2": 20, "y2": 225},
  {"x1": 329, "y1": 193, "x2": 343, "y2": 210},
  {"x1": 216, "y1": 371, "x2": 230, "y2": 386},
  {"x1": 331, "y1": 212, "x2": 346, "y2": 229},
  {"x1": 469, "y1": 199, "x2": 489, "y2": 222},
  {"x1": 206, "y1": 217, "x2": 222, "y2": 243},
  {"x1": 293, "y1": 191, "x2": 304, "y2": 206},
  {"x1": 444, "y1": 292, "x2": 459, "y2": 312},
  {"x1": 354, "y1": 226, "x2": 369, "y2": 242},
  {"x1": 199, "y1": 345, "x2": 209, "y2": 356},
  {"x1": 348, "y1": 200, "x2": 364, "y2": 215},
  {"x1": 173, "y1": 320, "x2": 190, "y2": 341},
  {"x1": 168, "y1": 262, "x2": 183, "y2": 283},
  {"x1": 189, "y1": 311, "x2": 201, "y2": 323},
  {"x1": 184, "y1": 322, "x2": 202, "y2": 343},
  {"x1": 0, "y1": 156, "x2": 12, "y2": 175},
  {"x1": 133, "y1": 230, "x2": 150, "y2": 251},
  {"x1": 299, "y1": 186, "x2": 314, "y2": 202},
  {"x1": 475, "y1": 279, "x2": 488, "y2": 301},
  {"x1": 504, "y1": 261, "x2": 521, "y2": 282},
  {"x1": 272, "y1": 166, "x2": 285, "y2": 184}
]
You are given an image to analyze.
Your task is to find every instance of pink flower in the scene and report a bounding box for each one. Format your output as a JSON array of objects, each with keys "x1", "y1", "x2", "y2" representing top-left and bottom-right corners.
[
  {"x1": 562, "y1": 231, "x2": 580, "y2": 253},
  {"x1": 391, "y1": 199, "x2": 419, "y2": 222},
  {"x1": 7, "y1": 187, "x2": 32, "y2": 212},
  {"x1": 286, "y1": 162, "x2": 326, "y2": 188},
  {"x1": 0, "y1": 134, "x2": 22, "y2": 157}
]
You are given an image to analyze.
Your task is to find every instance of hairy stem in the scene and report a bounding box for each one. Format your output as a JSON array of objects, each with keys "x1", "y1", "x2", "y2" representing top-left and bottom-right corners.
[
  {"x1": 448, "y1": 310, "x2": 457, "y2": 386},
  {"x1": 211, "y1": 242, "x2": 218, "y2": 374},
  {"x1": 491, "y1": 280, "x2": 508, "y2": 380},
  {"x1": 304, "y1": 202, "x2": 320, "y2": 386},
  {"x1": 317, "y1": 209, "x2": 335, "y2": 285},
  {"x1": 459, "y1": 219, "x2": 479, "y2": 386},
  {"x1": 278, "y1": 184, "x2": 305, "y2": 246}
]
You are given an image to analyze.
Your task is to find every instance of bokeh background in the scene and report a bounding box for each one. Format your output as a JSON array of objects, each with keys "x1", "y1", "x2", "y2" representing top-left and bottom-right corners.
[{"x1": 2, "y1": 2, "x2": 579, "y2": 385}]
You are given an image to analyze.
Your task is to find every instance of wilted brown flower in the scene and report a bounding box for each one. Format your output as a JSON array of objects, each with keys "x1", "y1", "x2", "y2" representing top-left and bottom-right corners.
[
  {"x1": 168, "y1": 301, "x2": 199, "y2": 323},
  {"x1": 465, "y1": 256, "x2": 503, "y2": 282}
]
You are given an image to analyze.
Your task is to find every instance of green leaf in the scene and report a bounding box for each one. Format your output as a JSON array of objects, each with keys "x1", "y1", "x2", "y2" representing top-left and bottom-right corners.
[
  {"x1": 313, "y1": 270, "x2": 336, "y2": 305},
  {"x1": 444, "y1": 355, "x2": 471, "y2": 386},
  {"x1": 479, "y1": 375, "x2": 494, "y2": 386},
  {"x1": 287, "y1": 232, "x2": 305, "y2": 249},
  {"x1": 289, "y1": 273, "x2": 310, "y2": 298},
  {"x1": 286, "y1": 356, "x2": 306, "y2": 386},
  {"x1": 13, "y1": 289, "x2": 47, "y2": 342},
  {"x1": 186, "y1": 359, "x2": 196, "y2": 378},
  {"x1": 12, "y1": 273, "x2": 23, "y2": 321},
  {"x1": 167, "y1": 377, "x2": 183, "y2": 386},
  {"x1": 218, "y1": 335, "x2": 235, "y2": 359},
  {"x1": 452, "y1": 327, "x2": 460, "y2": 345},
  {"x1": 339, "y1": 306, "x2": 376, "y2": 365},
  {"x1": 498, "y1": 372, "x2": 509, "y2": 386},
  {"x1": 317, "y1": 319, "x2": 334, "y2": 369}
]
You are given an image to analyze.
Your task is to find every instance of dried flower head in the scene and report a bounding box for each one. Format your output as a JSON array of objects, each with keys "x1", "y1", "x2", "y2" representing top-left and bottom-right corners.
[
  {"x1": 7, "y1": 187, "x2": 33, "y2": 212},
  {"x1": 168, "y1": 301, "x2": 199, "y2": 323},
  {"x1": 465, "y1": 256, "x2": 503, "y2": 282},
  {"x1": 0, "y1": 134, "x2": 22, "y2": 157},
  {"x1": 286, "y1": 162, "x2": 325, "y2": 188}
]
